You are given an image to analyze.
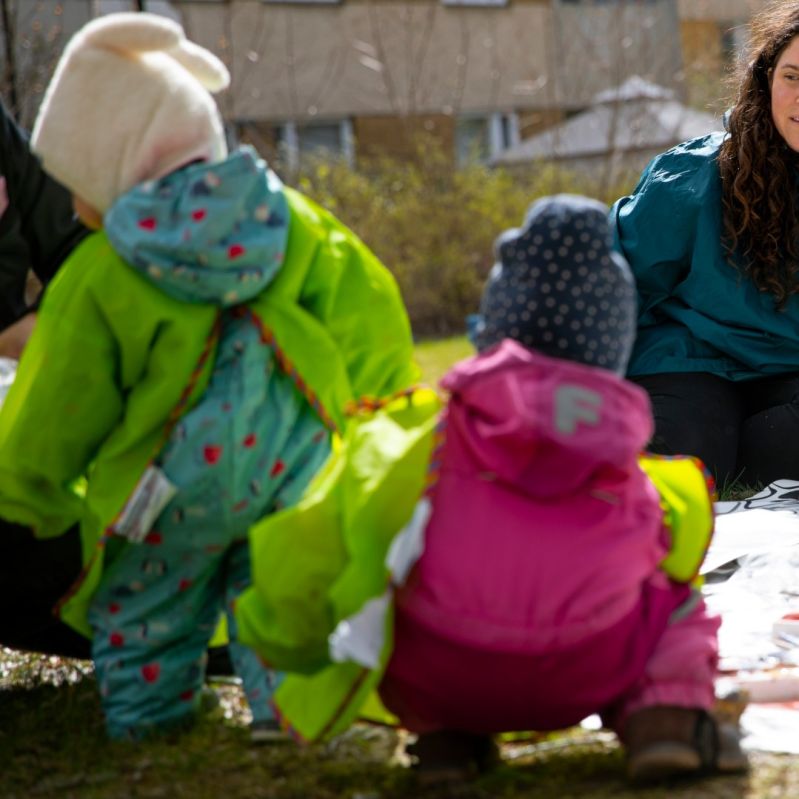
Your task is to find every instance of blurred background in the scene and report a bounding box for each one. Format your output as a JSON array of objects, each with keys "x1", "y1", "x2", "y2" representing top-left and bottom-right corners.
[{"x1": 0, "y1": 0, "x2": 767, "y2": 336}]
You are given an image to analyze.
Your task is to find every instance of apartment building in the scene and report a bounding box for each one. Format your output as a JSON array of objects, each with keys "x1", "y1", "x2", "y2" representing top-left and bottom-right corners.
[
  {"x1": 178, "y1": 0, "x2": 687, "y2": 167},
  {"x1": 0, "y1": 0, "x2": 770, "y2": 167}
]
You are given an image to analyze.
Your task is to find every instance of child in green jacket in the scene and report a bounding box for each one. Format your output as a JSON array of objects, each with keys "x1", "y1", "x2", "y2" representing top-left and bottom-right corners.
[{"x1": 0, "y1": 12, "x2": 417, "y2": 741}]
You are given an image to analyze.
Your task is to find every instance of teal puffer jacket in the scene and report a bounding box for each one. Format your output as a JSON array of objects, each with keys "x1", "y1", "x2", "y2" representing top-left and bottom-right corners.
[{"x1": 611, "y1": 132, "x2": 799, "y2": 380}]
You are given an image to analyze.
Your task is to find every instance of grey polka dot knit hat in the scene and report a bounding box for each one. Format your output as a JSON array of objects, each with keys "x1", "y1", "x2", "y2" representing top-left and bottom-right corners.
[{"x1": 472, "y1": 194, "x2": 637, "y2": 375}]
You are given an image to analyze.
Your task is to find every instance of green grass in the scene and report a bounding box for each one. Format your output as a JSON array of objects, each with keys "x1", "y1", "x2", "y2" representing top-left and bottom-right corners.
[
  {"x1": 0, "y1": 337, "x2": 792, "y2": 797},
  {"x1": 414, "y1": 336, "x2": 473, "y2": 386},
  {"x1": 1, "y1": 657, "x2": 796, "y2": 799}
]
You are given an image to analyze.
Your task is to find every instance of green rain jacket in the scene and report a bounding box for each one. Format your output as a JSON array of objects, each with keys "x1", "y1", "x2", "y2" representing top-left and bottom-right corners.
[
  {"x1": 237, "y1": 388, "x2": 442, "y2": 742},
  {"x1": 0, "y1": 186, "x2": 418, "y2": 637},
  {"x1": 235, "y1": 390, "x2": 713, "y2": 743},
  {"x1": 611, "y1": 132, "x2": 799, "y2": 380}
]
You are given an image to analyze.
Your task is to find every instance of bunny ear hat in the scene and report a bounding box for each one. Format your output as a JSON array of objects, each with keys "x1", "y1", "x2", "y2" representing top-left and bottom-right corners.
[{"x1": 32, "y1": 12, "x2": 230, "y2": 214}]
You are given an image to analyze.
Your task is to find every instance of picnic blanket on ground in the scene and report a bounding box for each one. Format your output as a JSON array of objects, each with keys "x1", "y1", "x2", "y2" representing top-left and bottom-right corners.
[{"x1": 702, "y1": 481, "x2": 799, "y2": 754}]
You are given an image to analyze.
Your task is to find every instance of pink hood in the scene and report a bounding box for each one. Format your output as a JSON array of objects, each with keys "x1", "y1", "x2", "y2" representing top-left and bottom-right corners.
[{"x1": 440, "y1": 339, "x2": 653, "y2": 498}]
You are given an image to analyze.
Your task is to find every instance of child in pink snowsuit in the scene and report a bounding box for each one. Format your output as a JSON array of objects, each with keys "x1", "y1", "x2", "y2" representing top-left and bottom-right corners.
[{"x1": 379, "y1": 195, "x2": 748, "y2": 783}]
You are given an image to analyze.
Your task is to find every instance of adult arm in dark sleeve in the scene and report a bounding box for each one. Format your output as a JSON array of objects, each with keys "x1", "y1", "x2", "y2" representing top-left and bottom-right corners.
[
  {"x1": 0, "y1": 101, "x2": 90, "y2": 655},
  {"x1": 0, "y1": 98, "x2": 87, "y2": 331}
]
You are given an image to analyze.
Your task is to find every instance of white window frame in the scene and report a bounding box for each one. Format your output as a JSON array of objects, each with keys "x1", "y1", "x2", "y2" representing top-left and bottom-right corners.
[
  {"x1": 279, "y1": 119, "x2": 354, "y2": 171},
  {"x1": 489, "y1": 112, "x2": 520, "y2": 158},
  {"x1": 456, "y1": 111, "x2": 520, "y2": 166}
]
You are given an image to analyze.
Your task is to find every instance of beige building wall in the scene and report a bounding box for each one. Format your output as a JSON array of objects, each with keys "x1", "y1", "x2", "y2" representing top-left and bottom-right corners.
[
  {"x1": 518, "y1": 108, "x2": 564, "y2": 140},
  {"x1": 3, "y1": 1, "x2": 772, "y2": 125},
  {"x1": 677, "y1": 0, "x2": 767, "y2": 23},
  {"x1": 353, "y1": 114, "x2": 455, "y2": 162},
  {"x1": 180, "y1": 1, "x2": 554, "y2": 123},
  {"x1": 1, "y1": 0, "x2": 773, "y2": 162},
  {"x1": 177, "y1": 1, "x2": 686, "y2": 123},
  {"x1": 553, "y1": 1, "x2": 684, "y2": 104},
  {"x1": 677, "y1": 0, "x2": 766, "y2": 111},
  {"x1": 2, "y1": 0, "x2": 95, "y2": 127},
  {"x1": 176, "y1": 0, "x2": 691, "y2": 164},
  {"x1": 680, "y1": 19, "x2": 728, "y2": 110}
]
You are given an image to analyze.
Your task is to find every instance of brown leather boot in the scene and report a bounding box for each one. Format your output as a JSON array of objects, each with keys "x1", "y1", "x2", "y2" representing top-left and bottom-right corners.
[{"x1": 623, "y1": 706, "x2": 748, "y2": 784}]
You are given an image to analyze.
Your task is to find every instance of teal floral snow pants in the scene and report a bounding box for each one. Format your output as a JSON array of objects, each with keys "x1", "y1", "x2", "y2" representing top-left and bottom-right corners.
[{"x1": 88, "y1": 312, "x2": 330, "y2": 739}]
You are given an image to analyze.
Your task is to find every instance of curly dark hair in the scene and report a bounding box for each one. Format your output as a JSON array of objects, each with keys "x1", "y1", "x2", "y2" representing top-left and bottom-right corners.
[{"x1": 719, "y1": 1, "x2": 799, "y2": 307}]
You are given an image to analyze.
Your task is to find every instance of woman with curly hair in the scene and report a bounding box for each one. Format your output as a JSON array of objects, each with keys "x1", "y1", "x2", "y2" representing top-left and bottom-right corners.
[{"x1": 611, "y1": 0, "x2": 799, "y2": 488}]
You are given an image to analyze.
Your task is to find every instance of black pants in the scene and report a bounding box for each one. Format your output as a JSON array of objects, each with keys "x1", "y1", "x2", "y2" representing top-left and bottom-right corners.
[
  {"x1": 0, "y1": 517, "x2": 234, "y2": 671},
  {"x1": 0, "y1": 518, "x2": 90, "y2": 658},
  {"x1": 632, "y1": 372, "x2": 799, "y2": 489}
]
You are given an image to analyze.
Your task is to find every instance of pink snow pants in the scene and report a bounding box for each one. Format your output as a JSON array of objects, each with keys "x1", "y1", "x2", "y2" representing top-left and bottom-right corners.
[{"x1": 380, "y1": 572, "x2": 720, "y2": 735}]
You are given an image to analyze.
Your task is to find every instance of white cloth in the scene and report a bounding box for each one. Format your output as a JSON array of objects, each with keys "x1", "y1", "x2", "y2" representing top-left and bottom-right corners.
[{"x1": 0, "y1": 357, "x2": 15, "y2": 409}]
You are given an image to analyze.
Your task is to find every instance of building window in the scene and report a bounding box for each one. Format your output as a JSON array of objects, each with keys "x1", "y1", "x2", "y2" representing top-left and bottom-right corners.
[
  {"x1": 278, "y1": 120, "x2": 354, "y2": 171},
  {"x1": 456, "y1": 112, "x2": 519, "y2": 166}
]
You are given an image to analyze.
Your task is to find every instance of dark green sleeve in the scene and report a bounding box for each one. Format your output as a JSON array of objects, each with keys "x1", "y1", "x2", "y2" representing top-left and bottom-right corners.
[{"x1": 0, "y1": 99, "x2": 88, "y2": 330}]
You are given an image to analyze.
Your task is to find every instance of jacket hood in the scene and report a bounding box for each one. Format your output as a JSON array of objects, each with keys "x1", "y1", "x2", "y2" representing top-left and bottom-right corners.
[
  {"x1": 104, "y1": 146, "x2": 288, "y2": 305},
  {"x1": 440, "y1": 339, "x2": 653, "y2": 497}
]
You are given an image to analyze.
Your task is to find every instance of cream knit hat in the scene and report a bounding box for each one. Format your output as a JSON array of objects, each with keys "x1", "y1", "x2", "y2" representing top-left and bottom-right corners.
[{"x1": 32, "y1": 12, "x2": 230, "y2": 214}]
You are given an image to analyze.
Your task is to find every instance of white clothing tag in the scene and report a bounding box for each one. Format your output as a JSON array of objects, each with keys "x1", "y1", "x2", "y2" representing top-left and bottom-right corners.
[{"x1": 112, "y1": 465, "x2": 177, "y2": 543}]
